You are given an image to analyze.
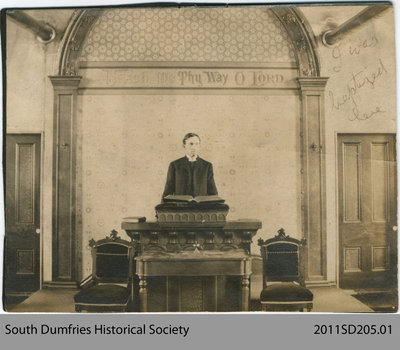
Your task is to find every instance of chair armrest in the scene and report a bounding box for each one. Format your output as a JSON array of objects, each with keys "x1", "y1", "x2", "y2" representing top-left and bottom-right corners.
[{"x1": 77, "y1": 275, "x2": 96, "y2": 289}]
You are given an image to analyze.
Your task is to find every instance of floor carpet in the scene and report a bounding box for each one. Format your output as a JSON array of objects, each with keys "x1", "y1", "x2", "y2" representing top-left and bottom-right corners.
[
  {"x1": 352, "y1": 291, "x2": 398, "y2": 313},
  {"x1": 5, "y1": 286, "x2": 374, "y2": 313}
]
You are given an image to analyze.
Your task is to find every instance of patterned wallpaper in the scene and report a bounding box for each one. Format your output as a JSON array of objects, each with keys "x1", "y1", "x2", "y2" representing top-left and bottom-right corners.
[
  {"x1": 77, "y1": 94, "x2": 301, "y2": 276},
  {"x1": 80, "y1": 8, "x2": 296, "y2": 63},
  {"x1": 76, "y1": 7, "x2": 300, "y2": 276}
]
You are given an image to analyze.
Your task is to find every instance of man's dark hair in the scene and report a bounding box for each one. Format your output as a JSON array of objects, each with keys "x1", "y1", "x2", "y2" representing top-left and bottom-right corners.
[{"x1": 182, "y1": 133, "x2": 201, "y2": 145}]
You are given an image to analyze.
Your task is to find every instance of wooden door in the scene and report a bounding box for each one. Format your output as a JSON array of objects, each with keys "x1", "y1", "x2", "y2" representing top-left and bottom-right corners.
[
  {"x1": 4, "y1": 134, "x2": 41, "y2": 297},
  {"x1": 338, "y1": 134, "x2": 397, "y2": 289}
]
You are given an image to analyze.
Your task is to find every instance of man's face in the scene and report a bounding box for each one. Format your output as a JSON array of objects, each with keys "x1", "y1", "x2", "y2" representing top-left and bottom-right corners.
[{"x1": 184, "y1": 136, "x2": 201, "y2": 158}]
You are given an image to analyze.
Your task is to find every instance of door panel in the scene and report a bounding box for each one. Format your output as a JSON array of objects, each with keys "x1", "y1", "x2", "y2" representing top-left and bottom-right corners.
[
  {"x1": 4, "y1": 134, "x2": 41, "y2": 295},
  {"x1": 338, "y1": 134, "x2": 397, "y2": 289}
]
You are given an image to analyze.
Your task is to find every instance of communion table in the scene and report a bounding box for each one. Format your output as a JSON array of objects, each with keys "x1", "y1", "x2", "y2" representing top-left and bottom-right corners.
[{"x1": 122, "y1": 219, "x2": 261, "y2": 312}]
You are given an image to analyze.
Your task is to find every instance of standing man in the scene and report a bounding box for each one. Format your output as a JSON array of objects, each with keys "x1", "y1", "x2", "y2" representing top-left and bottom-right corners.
[{"x1": 162, "y1": 133, "x2": 218, "y2": 199}]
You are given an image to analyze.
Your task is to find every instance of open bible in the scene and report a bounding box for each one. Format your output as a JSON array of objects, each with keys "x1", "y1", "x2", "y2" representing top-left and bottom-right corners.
[
  {"x1": 122, "y1": 216, "x2": 146, "y2": 223},
  {"x1": 163, "y1": 194, "x2": 225, "y2": 203}
]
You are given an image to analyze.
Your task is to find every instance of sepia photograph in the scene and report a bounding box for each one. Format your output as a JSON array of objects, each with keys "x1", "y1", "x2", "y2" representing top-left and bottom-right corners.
[{"x1": 1, "y1": 1, "x2": 398, "y2": 313}]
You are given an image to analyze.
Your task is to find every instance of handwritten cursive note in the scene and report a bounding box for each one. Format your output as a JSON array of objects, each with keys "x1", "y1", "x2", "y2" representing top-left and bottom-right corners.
[
  {"x1": 328, "y1": 58, "x2": 387, "y2": 121},
  {"x1": 330, "y1": 35, "x2": 378, "y2": 73},
  {"x1": 348, "y1": 36, "x2": 378, "y2": 56}
]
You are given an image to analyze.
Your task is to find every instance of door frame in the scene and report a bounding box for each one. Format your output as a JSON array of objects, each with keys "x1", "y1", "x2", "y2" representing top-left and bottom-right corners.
[
  {"x1": 336, "y1": 132, "x2": 397, "y2": 289},
  {"x1": 5, "y1": 131, "x2": 44, "y2": 293}
]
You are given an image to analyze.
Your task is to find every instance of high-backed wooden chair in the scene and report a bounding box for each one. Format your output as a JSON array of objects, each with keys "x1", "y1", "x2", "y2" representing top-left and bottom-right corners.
[
  {"x1": 74, "y1": 230, "x2": 135, "y2": 312},
  {"x1": 258, "y1": 228, "x2": 313, "y2": 312}
]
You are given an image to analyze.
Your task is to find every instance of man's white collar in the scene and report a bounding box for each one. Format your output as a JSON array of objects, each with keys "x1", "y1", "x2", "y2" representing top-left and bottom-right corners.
[{"x1": 186, "y1": 155, "x2": 198, "y2": 162}]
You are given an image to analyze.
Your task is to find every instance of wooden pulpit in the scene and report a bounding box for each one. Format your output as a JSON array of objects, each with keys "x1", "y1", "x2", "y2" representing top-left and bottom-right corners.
[{"x1": 122, "y1": 203, "x2": 261, "y2": 312}]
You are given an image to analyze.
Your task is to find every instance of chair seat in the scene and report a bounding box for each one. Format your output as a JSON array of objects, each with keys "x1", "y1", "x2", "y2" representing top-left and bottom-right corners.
[
  {"x1": 74, "y1": 284, "x2": 130, "y2": 305},
  {"x1": 260, "y1": 282, "x2": 313, "y2": 302}
]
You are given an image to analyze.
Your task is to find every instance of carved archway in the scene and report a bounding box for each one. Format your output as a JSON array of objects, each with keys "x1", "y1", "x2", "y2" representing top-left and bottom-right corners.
[
  {"x1": 271, "y1": 7, "x2": 320, "y2": 77},
  {"x1": 58, "y1": 7, "x2": 320, "y2": 77},
  {"x1": 51, "y1": 6, "x2": 327, "y2": 285},
  {"x1": 58, "y1": 9, "x2": 103, "y2": 75}
]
